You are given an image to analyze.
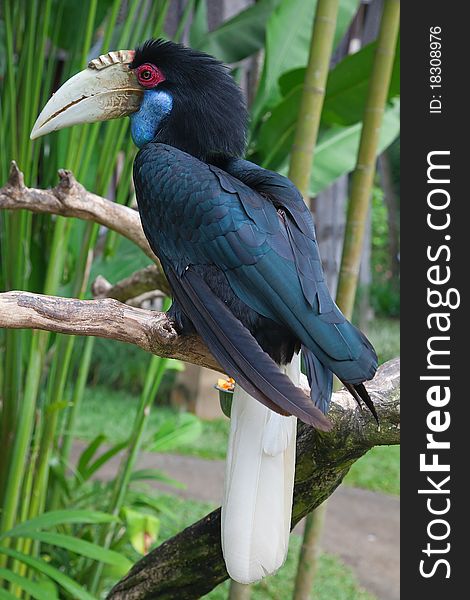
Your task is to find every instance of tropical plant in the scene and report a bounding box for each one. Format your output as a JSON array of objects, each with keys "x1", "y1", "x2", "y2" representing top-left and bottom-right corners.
[
  {"x1": 1, "y1": 1, "x2": 188, "y2": 596},
  {"x1": 0, "y1": 0, "x2": 400, "y2": 597}
]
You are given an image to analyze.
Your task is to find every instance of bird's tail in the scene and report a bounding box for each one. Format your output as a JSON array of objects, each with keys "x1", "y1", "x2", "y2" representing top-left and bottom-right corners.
[{"x1": 221, "y1": 355, "x2": 299, "y2": 584}]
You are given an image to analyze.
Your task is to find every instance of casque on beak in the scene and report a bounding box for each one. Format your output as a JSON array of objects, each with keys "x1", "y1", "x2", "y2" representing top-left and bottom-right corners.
[{"x1": 30, "y1": 50, "x2": 142, "y2": 140}]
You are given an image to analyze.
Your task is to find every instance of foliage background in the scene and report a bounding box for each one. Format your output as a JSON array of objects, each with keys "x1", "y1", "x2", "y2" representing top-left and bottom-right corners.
[{"x1": 0, "y1": 0, "x2": 399, "y2": 598}]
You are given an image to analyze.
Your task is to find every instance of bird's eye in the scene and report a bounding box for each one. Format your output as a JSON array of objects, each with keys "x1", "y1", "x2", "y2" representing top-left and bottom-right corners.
[{"x1": 136, "y1": 63, "x2": 165, "y2": 88}]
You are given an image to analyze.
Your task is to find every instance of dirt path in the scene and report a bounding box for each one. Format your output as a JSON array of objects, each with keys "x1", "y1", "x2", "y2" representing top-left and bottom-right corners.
[{"x1": 72, "y1": 443, "x2": 399, "y2": 600}]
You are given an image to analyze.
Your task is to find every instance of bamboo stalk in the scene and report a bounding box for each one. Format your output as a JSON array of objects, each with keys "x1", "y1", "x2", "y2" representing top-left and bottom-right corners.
[
  {"x1": 292, "y1": 502, "x2": 327, "y2": 600},
  {"x1": 336, "y1": 0, "x2": 400, "y2": 319},
  {"x1": 288, "y1": 0, "x2": 340, "y2": 200},
  {"x1": 294, "y1": 3, "x2": 400, "y2": 597},
  {"x1": 229, "y1": 581, "x2": 252, "y2": 600},
  {"x1": 287, "y1": 2, "x2": 340, "y2": 598}
]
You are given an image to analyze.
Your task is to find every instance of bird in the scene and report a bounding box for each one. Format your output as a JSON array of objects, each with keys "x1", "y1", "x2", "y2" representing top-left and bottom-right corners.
[{"x1": 31, "y1": 39, "x2": 378, "y2": 584}]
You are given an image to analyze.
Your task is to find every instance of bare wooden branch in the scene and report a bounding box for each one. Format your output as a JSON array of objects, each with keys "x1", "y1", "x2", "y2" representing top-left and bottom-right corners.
[
  {"x1": 0, "y1": 161, "x2": 156, "y2": 261},
  {"x1": 91, "y1": 265, "x2": 170, "y2": 302},
  {"x1": 0, "y1": 291, "x2": 219, "y2": 372},
  {"x1": 107, "y1": 359, "x2": 400, "y2": 600}
]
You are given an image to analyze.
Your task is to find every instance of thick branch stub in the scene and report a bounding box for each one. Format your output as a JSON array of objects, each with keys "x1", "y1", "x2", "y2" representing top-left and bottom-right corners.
[
  {"x1": 56, "y1": 168, "x2": 76, "y2": 194},
  {"x1": 107, "y1": 359, "x2": 400, "y2": 600},
  {"x1": 8, "y1": 161, "x2": 25, "y2": 189}
]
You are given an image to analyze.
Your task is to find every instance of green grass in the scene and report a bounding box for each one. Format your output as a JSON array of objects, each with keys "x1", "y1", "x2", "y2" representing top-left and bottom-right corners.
[
  {"x1": 344, "y1": 445, "x2": 400, "y2": 495},
  {"x1": 207, "y1": 545, "x2": 375, "y2": 600},
  {"x1": 178, "y1": 417, "x2": 229, "y2": 459},
  {"x1": 75, "y1": 385, "x2": 229, "y2": 459},
  {"x1": 154, "y1": 495, "x2": 375, "y2": 600}
]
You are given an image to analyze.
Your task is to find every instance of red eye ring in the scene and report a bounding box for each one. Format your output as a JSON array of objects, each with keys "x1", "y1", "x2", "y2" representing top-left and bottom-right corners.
[{"x1": 136, "y1": 63, "x2": 165, "y2": 88}]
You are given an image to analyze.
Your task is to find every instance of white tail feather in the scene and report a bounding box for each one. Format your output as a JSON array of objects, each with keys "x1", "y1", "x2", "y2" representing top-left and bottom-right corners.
[{"x1": 221, "y1": 354, "x2": 299, "y2": 584}]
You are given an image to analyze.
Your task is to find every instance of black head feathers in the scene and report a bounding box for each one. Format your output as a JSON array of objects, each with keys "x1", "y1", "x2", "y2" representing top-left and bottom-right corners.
[{"x1": 130, "y1": 39, "x2": 248, "y2": 164}]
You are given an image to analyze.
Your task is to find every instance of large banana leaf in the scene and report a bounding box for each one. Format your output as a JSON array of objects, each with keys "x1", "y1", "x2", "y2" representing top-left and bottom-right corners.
[
  {"x1": 196, "y1": 0, "x2": 282, "y2": 63},
  {"x1": 188, "y1": 0, "x2": 208, "y2": 49},
  {"x1": 278, "y1": 37, "x2": 400, "y2": 126},
  {"x1": 256, "y1": 39, "x2": 400, "y2": 169},
  {"x1": 310, "y1": 99, "x2": 400, "y2": 194},
  {"x1": 251, "y1": 0, "x2": 360, "y2": 123},
  {"x1": 269, "y1": 99, "x2": 400, "y2": 195}
]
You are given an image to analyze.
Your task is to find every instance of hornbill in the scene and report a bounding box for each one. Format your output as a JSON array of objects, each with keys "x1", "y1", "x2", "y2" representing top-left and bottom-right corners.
[{"x1": 31, "y1": 40, "x2": 378, "y2": 584}]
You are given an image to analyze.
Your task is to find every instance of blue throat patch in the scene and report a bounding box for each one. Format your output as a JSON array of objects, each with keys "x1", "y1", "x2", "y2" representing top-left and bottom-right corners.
[{"x1": 130, "y1": 90, "x2": 173, "y2": 148}]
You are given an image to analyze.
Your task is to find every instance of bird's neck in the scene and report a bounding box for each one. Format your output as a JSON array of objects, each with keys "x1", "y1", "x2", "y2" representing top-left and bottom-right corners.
[
  {"x1": 130, "y1": 90, "x2": 173, "y2": 149},
  {"x1": 131, "y1": 89, "x2": 245, "y2": 165}
]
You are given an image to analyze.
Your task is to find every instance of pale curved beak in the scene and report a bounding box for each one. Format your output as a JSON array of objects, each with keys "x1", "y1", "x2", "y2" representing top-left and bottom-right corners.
[{"x1": 31, "y1": 50, "x2": 143, "y2": 140}]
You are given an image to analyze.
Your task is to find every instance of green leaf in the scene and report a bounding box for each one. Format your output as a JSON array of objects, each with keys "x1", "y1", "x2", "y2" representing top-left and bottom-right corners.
[
  {"x1": 189, "y1": 0, "x2": 208, "y2": 49},
  {"x1": 0, "y1": 547, "x2": 97, "y2": 600},
  {"x1": 0, "y1": 510, "x2": 118, "y2": 540},
  {"x1": 252, "y1": 0, "x2": 359, "y2": 123},
  {"x1": 148, "y1": 413, "x2": 203, "y2": 453},
  {"x1": 130, "y1": 468, "x2": 185, "y2": 489},
  {"x1": 197, "y1": 0, "x2": 282, "y2": 63},
  {"x1": 0, "y1": 590, "x2": 19, "y2": 600},
  {"x1": 121, "y1": 508, "x2": 160, "y2": 555},
  {"x1": 54, "y1": 0, "x2": 113, "y2": 54},
  {"x1": 333, "y1": 0, "x2": 361, "y2": 49},
  {"x1": 255, "y1": 84, "x2": 302, "y2": 170},
  {"x1": 77, "y1": 434, "x2": 108, "y2": 478},
  {"x1": 11, "y1": 531, "x2": 132, "y2": 570},
  {"x1": 309, "y1": 99, "x2": 400, "y2": 194},
  {"x1": 269, "y1": 100, "x2": 399, "y2": 193},
  {"x1": 32, "y1": 577, "x2": 59, "y2": 600},
  {"x1": 125, "y1": 491, "x2": 178, "y2": 519},
  {"x1": 165, "y1": 358, "x2": 185, "y2": 372},
  {"x1": 83, "y1": 440, "x2": 129, "y2": 481},
  {"x1": 255, "y1": 41, "x2": 400, "y2": 170},
  {"x1": 318, "y1": 37, "x2": 400, "y2": 125},
  {"x1": 45, "y1": 400, "x2": 69, "y2": 414},
  {"x1": 49, "y1": 461, "x2": 71, "y2": 498},
  {"x1": 0, "y1": 567, "x2": 51, "y2": 600},
  {"x1": 0, "y1": 21, "x2": 6, "y2": 78}
]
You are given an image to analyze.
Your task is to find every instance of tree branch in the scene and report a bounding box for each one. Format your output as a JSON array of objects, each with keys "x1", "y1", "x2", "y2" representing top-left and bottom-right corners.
[
  {"x1": 91, "y1": 265, "x2": 170, "y2": 302},
  {"x1": 107, "y1": 359, "x2": 400, "y2": 600},
  {"x1": 0, "y1": 161, "x2": 157, "y2": 261},
  {"x1": 0, "y1": 291, "x2": 219, "y2": 371}
]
